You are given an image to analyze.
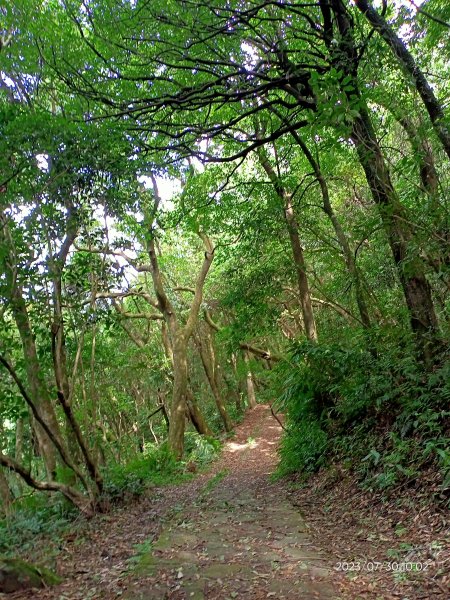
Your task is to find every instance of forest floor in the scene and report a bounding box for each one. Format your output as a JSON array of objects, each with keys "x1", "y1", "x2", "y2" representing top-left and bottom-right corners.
[{"x1": 5, "y1": 405, "x2": 448, "y2": 600}]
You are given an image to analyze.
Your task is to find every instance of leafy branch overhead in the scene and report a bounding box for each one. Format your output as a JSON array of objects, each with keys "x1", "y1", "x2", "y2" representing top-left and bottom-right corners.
[{"x1": 0, "y1": 5, "x2": 448, "y2": 586}]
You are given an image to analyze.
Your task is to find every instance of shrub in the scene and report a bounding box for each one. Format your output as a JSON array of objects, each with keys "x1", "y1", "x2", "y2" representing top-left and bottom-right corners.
[
  {"x1": 277, "y1": 421, "x2": 328, "y2": 477},
  {"x1": 275, "y1": 336, "x2": 450, "y2": 491},
  {"x1": 102, "y1": 444, "x2": 181, "y2": 501},
  {"x1": 183, "y1": 432, "x2": 221, "y2": 466}
]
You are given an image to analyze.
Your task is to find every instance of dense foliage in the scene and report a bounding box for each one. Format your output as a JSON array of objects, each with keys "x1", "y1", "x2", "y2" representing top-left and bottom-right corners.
[{"x1": 0, "y1": 0, "x2": 449, "y2": 547}]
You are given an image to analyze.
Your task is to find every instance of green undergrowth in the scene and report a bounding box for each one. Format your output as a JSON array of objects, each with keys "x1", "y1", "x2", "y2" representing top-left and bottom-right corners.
[
  {"x1": 104, "y1": 434, "x2": 221, "y2": 500},
  {"x1": 183, "y1": 432, "x2": 221, "y2": 466},
  {"x1": 0, "y1": 494, "x2": 77, "y2": 557},
  {"x1": 103, "y1": 444, "x2": 185, "y2": 500},
  {"x1": 0, "y1": 432, "x2": 222, "y2": 557},
  {"x1": 274, "y1": 333, "x2": 450, "y2": 500}
]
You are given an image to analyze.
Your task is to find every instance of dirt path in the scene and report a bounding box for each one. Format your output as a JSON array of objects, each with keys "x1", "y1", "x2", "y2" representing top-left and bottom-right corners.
[
  {"x1": 123, "y1": 405, "x2": 338, "y2": 599},
  {"x1": 9, "y1": 406, "x2": 341, "y2": 600},
  {"x1": 5, "y1": 405, "x2": 446, "y2": 600}
]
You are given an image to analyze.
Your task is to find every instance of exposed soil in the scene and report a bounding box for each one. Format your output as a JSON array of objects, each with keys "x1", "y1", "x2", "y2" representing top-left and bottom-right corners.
[{"x1": 3, "y1": 405, "x2": 447, "y2": 599}]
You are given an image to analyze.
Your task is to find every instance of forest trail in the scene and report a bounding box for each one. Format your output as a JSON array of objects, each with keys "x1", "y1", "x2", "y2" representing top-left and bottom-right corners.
[
  {"x1": 14, "y1": 406, "x2": 340, "y2": 600},
  {"x1": 123, "y1": 405, "x2": 338, "y2": 599}
]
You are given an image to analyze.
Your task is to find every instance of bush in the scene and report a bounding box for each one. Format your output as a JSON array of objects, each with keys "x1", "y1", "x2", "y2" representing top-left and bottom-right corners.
[
  {"x1": 276, "y1": 421, "x2": 328, "y2": 477},
  {"x1": 275, "y1": 336, "x2": 450, "y2": 492},
  {"x1": 183, "y1": 432, "x2": 221, "y2": 466},
  {"x1": 102, "y1": 444, "x2": 181, "y2": 500}
]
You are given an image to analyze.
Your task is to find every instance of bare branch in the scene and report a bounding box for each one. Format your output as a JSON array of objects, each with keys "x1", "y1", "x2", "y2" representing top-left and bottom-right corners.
[
  {"x1": 173, "y1": 286, "x2": 195, "y2": 294},
  {"x1": 183, "y1": 233, "x2": 215, "y2": 338},
  {"x1": 0, "y1": 451, "x2": 94, "y2": 516},
  {"x1": 204, "y1": 309, "x2": 220, "y2": 332},
  {"x1": 0, "y1": 354, "x2": 90, "y2": 491},
  {"x1": 239, "y1": 343, "x2": 281, "y2": 362}
]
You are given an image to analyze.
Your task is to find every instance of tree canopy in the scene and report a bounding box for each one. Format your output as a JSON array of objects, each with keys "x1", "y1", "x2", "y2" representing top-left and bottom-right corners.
[{"x1": 0, "y1": 0, "x2": 448, "y2": 537}]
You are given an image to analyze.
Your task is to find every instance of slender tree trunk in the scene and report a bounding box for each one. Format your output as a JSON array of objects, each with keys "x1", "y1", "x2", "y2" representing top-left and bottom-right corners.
[
  {"x1": 157, "y1": 392, "x2": 170, "y2": 431},
  {"x1": 284, "y1": 199, "x2": 319, "y2": 342},
  {"x1": 355, "y1": 0, "x2": 450, "y2": 160},
  {"x1": 48, "y1": 205, "x2": 80, "y2": 464},
  {"x1": 203, "y1": 311, "x2": 242, "y2": 407},
  {"x1": 0, "y1": 423, "x2": 12, "y2": 516},
  {"x1": 391, "y1": 113, "x2": 439, "y2": 197},
  {"x1": 321, "y1": 0, "x2": 442, "y2": 363},
  {"x1": 56, "y1": 391, "x2": 103, "y2": 495},
  {"x1": 14, "y1": 418, "x2": 24, "y2": 462},
  {"x1": 222, "y1": 369, "x2": 242, "y2": 413},
  {"x1": 0, "y1": 353, "x2": 92, "y2": 495},
  {"x1": 196, "y1": 330, "x2": 233, "y2": 432},
  {"x1": 243, "y1": 350, "x2": 257, "y2": 409},
  {"x1": 51, "y1": 280, "x2": 71, "y2": 403},
  {"x1": 11, "y1": 294, "x2": 60, "y2": 478},
  {"x1": 0, "y1": 468, "x2": 12, "y2": 516},
  {"x1": 230, "y1": 353, "x2": 243, "y2": 412},
  {"x1": 161, "y1": 322, "x2": 174, "y2": 364},
  {"x1": 169, "y1": 334, "x2": 189, "y2": 459},
  {"x1": 146, "y1": 177, "x2": 215, "y2": 457},
  {"x1": 0, "y1": 210, "x2": 61, "y2": 478},
  {"x1": 351, "y1": 105, "x2": 441, "y2": 362},
  {"x1": 256, "y1": 147, "x2": 318, "y2": 342},
  {"x1": 0, "y1": 451, "x2": 94, "y2": 516},
  {"x1": 186, "y1": 387, "x2": 213, "y2": 436},
  {"x1": 161, "y1": 322, "x2": 213, "y2": 437},
  {"x1": 284, "y1": 127, "x2": 372, "y2": 330},
  {"x1": 381, "y1": 108, "x2": 449, "y2": 288}
]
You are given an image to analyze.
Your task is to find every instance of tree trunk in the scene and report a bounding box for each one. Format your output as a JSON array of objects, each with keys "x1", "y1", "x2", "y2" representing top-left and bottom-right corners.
[
  {"x1": 0, "y1": 354, "x2": 92, "y2": 494},
  {"x1": 40, "y1": 200, "x2": 81, "y2": 471},
  {"x1": 196, "y1": 330, "x2": 233, "y2": 432},
  {"x1": 186, "y1": 387, "x2": 213, "y2": 436},
  {"x1": 10, "y1": 294, "x2": 60, "y2": 478},
  {"x1": 230, "y1": 353, "x2": 243, "y2": 412},
  {"x1": 284, "y1": 199, "x2": 319, "y2": 342},
  {"x1": 321, "y1": 0, "x2": 442, "y2": 364},
  {"x1": 355, "y1": 0, "x2": 450, "y2": 160},
  {"x1": 351, "y1": 105, "x2": 441, "y2": 362},
  {"x1": 284, "y1": 126, "x2": 372, "y2": 330},
  {"x1": 146, "y1": 178, "x2": 215, "y2": 458},
  {"x1": 48, "y1": 203, "x2": 77, "y2": 408},
  {"x1": 243, "y1": 350, "x2": 257, "y2": 409},
  {"x1": 0, "y1": 210, "x2": 61, "y2": 478},
  {"x1": 0, "y1": 424, "x2": 13, "y2": 516},
  {"x1": 391, "y1": 112, "x2": 439, "y2": 197},
  {"x1": 0, "y1": 451, "x2": 94, "y2": 516},
  {"x1": 225, "y1": 374, "x2": 242, "y2": 413},
  {"x1": 14, "y1": 418, "x2": 24, "y2": 462},
  {"x1": 0, "y1": 469, "x2": 12, "y2": 516},
  {"x1": 161, "y1": 321, "x2": 213, "y2": 438},
  {"x1": 255, "y1": 146, "x2": 318, "y2": 342},
  {"x1": 169, "y1": 334, "x2": 189, "y2": 459},
  {"x1": 0, "y1": 422, "x2": 12, "y2": 515},
  {"x1": 381, "y1": 108, "x2": 449, "y2": 289},
  {"x1": 56, "y1": 391, "x2": 103, "y2": 495}
]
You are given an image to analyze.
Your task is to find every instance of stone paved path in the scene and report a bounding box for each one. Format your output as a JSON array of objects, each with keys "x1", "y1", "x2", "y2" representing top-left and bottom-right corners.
[{"x1": 125, "y1": 405, "x2": 339, "y2": 599}]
